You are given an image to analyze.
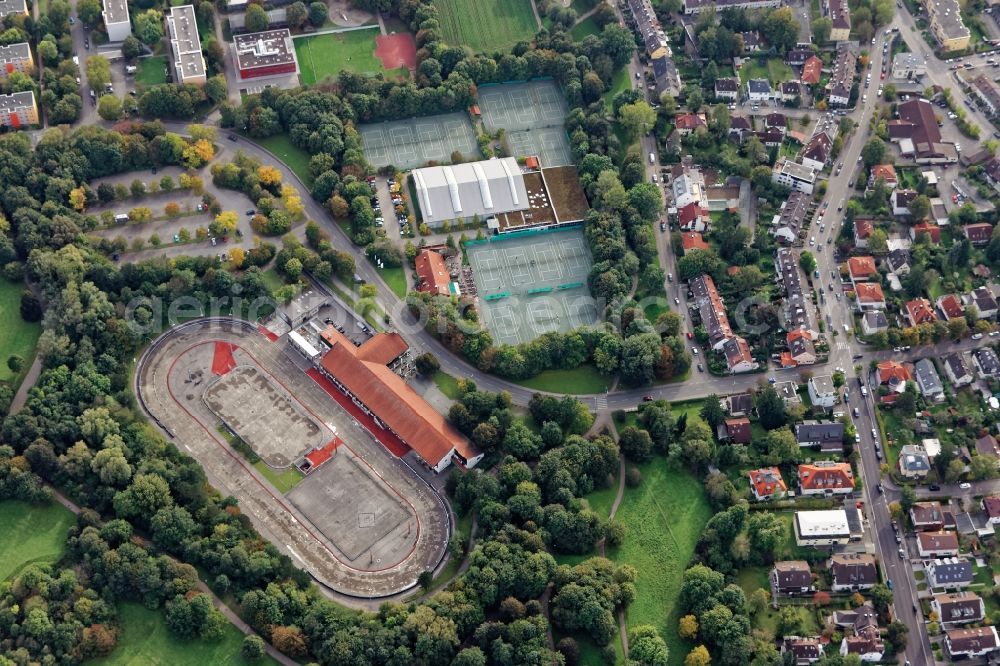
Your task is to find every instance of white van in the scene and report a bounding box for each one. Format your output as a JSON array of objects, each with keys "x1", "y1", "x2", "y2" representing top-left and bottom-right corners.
[{"x1": 648, "y1": 152, "x2": 655, "y2": 164}]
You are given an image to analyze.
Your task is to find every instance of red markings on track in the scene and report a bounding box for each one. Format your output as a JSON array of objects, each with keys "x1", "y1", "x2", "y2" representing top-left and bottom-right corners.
[
  {"x1": 257, "y1": 325, "x2": 279, "y2": 342},
  {"x1": 305, "y1": 368, "x2": 411, "y2": 458},
  {"x1": 304, "y1": 437, "x2": 342, "y2": 470},
  {"x1": 211, "y1": 341, "x2": 237, "y2": 375}
]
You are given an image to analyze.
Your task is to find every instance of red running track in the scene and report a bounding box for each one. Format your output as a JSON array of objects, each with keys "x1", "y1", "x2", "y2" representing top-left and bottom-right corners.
[
  {"x1": 305, "y1": 368, "x2": 411, "y2": 458},
  {"x1": 257, "y1": 325, "x2": 279, "y2": 342}
]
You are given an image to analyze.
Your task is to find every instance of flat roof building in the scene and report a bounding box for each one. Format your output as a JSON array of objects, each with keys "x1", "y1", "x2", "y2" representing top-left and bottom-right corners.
[
  {"x1": 167, "y1": 5, "x2": 207, "y2": 84},
  {"x1": 232, "y1": 29, "x2": 299, "y2": 80},
  {"x1": 0, "y1": 90, "x2": 37, "y2": 128},
  {"x1": 926, "y1": 0, "x2": 970, "y2": 51},
  {"x1": 0, "y1": 0, "x2": 27, "y2": 19},
  {"x1": 773, "y1": 157, "x2": 817, "y2": 194},
  {"x1": 794, "y1": 509, "x2": 852, "y2": 546},
  {"x1": 0, "y1": 42, "x2": 32, "y2": 76},
  {"x1": 102, "y1": 0, "x2": 132, "y2": 42}
]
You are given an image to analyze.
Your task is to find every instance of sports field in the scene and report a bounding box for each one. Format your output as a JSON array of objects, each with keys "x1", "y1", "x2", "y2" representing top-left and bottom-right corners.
[
  {"x1": 294, "y1": 28, "x2": 385, "y2": 85},
  {"x1": 478, "y1": 81, "x2": 573, "y2": 166},
  {"x1": 0, "y1": 279, "x2": 41, "y2": 382},
  {"x1": 435, "y1": 0, "x2": 538, "y2": 52},
  {"x1": 95, "y1": 602, "x2": 277, "y2": 666},
  {"x1": 0, "y1": 500, "x2": 74, "y2": 580},
  {"x1": 465, "y1": 226, "x2": 599, "y2": 345},
  {"x1": 359, "y1": 112, "x2": 478, "y2": 170}
]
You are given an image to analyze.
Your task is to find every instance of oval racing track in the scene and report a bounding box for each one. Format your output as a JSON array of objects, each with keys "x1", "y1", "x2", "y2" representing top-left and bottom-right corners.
[{"x1": 134, "y1": 317, "x2": 451, "y2": 600}]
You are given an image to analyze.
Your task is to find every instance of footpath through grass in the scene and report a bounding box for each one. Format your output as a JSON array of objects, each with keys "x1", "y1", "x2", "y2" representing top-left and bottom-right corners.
[
  {"x1": 0, "y1": 500, "x2": 74, "y2": 581},
  {"x1": 0, "y1": 278, "x2": 41, "y2": 383},
  {"x1": 513, "y1": 365, "x2": 612, "y2": 394},
  {"x1": 94, "y1": 602, "x2": 278, "y2": 666},
  {"x1": 435, "y1": 0, "x2": 538, "y2": 52},
  {"x1": 294, "y1": 28, "x2": 384, "y2": 85},
  {"x1": 610, "y1": 461, "x2": 711, "y2": 666}
]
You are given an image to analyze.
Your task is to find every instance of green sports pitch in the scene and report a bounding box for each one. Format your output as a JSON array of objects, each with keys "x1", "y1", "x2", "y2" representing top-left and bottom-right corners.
[
  {"x1": 435, "y1": 0, "x2": 538, "y2": 53},
  {"x1": 294, "y1": 28, "x2": 387, "y2": 85}
]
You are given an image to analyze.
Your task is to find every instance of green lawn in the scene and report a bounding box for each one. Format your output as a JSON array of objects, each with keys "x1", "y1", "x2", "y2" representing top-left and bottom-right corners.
[
  {"x1": 603, "y1": 67, "x2": 630, "y2": 110},
  {"x1": 435, "y1": 0, "x2": 537, "y2": 52},
  {"x1": 736, "y1": 566, "x2": 770, "y2": 598},
  {"x1": 95, "y1": 602, "x2": 277, "y2": 666},
  {"x1": 252, "y1": 460, "x2": 304, "y2": 494},
  {"x1": 570, "y1": 16, "x2": 601, "y2": 41},
  {"x1": 610, "y1": 462, "x2": 711, "y2": 666},
  {"x1": 754, "y1": 603, "x2": 818, "y2": 636},
  {"x1": 260, "y1": 267, "x2": 287, "y2": 295},
  {"x1": 739, "y1": 58, "x2": 792, "y2": 86},
  {"x1": 513, "y1": 365, "x2": 612, "y2": 394},
  {"x1": 0, "y1": 500, "x2": 74, "y2": 581},
  {"x1": 254, "y1": 134, "x2": 313, "y2": 186},
  {"x1": 767, "y1": 59, "x2": 794, "y2": 84},
  {"x1": 582, "y1": 469, "x2": 619, "y2": 520},
  {"x1": 377, "y1": 265, "x2": 408, "y2": 299},
  {"x1": 136, "y1": 56, "x2": 168, "y2": 87},
  {"x1": 432, "y1": 370, "x2": 462, "y2": 399},
  {"x1": 293, "y1": 28, "x2": 385, "y2": 85},
  {"x1": 0, "y1": 279, "x2": 41, "y2": 383}
]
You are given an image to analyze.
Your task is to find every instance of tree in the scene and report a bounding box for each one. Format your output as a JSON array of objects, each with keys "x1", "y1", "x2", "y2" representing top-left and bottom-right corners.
[
  {"x1": 755, "y1": 387, "x2": 787, "y2": 430},
  {"x1": 286, "y1": 1, "x2": 308, "y2": 28},
  {"x1": 886, "y1": 620, "x2": 909, "y2": 652},
  {"x1": 86, "y1": 55, "x2": 111, "y2": 90},
  {"x1": 211, "y1": 211, "x2": 238, "y2": 237},
  {"x1": 699, "y1": 394, "x2": 726, "y2": 430},
  {"x1": 944, "y1": 458, "x2": 965, "y2": 484},
  {"x1": 122, "y1": 35, "x2": 142, "y2": 59},
  {"x1": 97, "y1": 94, "x2": 123, "y2": 120},
  {"x1": 241, "y1": 635, "x2": 266, "y2": 661},
  {"x1": 619, "y1": 425, "x2": 653, "y2": 463},
  {"x1": 618, "y1": 100, "x2": 656, "y2": 141},
  {"x1": 7, "y1": 355, "x2": 23, "y2": 373},
  {"x1": 415, "y1": 352, "x2": 440, "y2": 376},
  {"x1": 629, "y1": 625, "x2": 669, "y2": 666},
  {"x1": 861, "y1": 137, "x2": 886, "y2": 168},
  {"x1": 134, "y1": 9, "x2": 165, "y2": 45},
  {"x1": 77, "y1": 0, "x2": 102, "y2": 25},
  {"x1": 799, "y1": 251, "x2": 817, "y2": 275},
  {"x1": 308, "y1": 1, "x2": 328, "y2": 26},
  {"x1": 969, "y1": 455, "x2": 999, "y2": 480},
  {"x1": 244, "y1": 4, "x2": 269, "y2": 32},
  {"x1": 678, "y1": 614, "x2": 699, "y2": 640},
  {"x1": 812, "y1": 16, "x2": 832, "y2": 42}
]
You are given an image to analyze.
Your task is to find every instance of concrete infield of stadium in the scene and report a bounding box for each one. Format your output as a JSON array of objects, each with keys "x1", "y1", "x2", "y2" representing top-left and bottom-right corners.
[{"x1": 136, "y1": 319, "x2": 449, "y2": 599}]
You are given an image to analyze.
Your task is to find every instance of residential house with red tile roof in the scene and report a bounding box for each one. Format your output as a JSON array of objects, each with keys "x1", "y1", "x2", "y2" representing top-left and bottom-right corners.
[
  {"x1": 877, "y1": 360, "x2": 912, "y2": 391},
  {"x1": 917, "y1": 530, "x2": 960, "y2": 558},
  {"x1": 869, "y1": 164, "x2": 898, "y2": 189},
  {"x1": 965, "y1": 222, "x2": 993, "y2": 245},
  {"x1": 847, "y1": 256, "x2": 878, "y2": 283},
  {"x1": 801, "y1": 55, "x2": 822, "y2": 84},
  {"x1": 854, "y1": 282, "x2": 885, "y2": 311},
  {"x1": 854, "y1": 218, "x2": 873, "y2": 248},
  {"x1": 911, "y1": 221, "x2": 941, "y2": 242},
  {"x1": 675, "y1": 112, "x2": 707, "y2": 135},
  {"x1": 681, "y1": 231, "x2": 710, "y2": 252},
  {"x1": 937, "y1": 294, "x2": 965, "y2": 321},
  {"x1": 749, "y1": 467, "x2": 787, "y2": 500},
  {"x1": 905, "y1": 297, "x2": 937, "y2": 326},
  {"x1": 723, "y1": 336, "x2": 756, "y2": 374},
  {"x1": 678, "y1": 201, "x2": 708, "y2": 232},
  {"x1": 722, "y1": 417, "x2": 752, "y2": 444},
  {"x1": 798, "y1": 461, "x2": 855, "y2": 496}
]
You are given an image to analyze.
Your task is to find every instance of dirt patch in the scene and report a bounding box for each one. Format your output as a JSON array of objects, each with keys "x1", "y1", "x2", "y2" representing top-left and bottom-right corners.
[{"x1": 375, "y1": 32, "x2": 417, "y2": 70}]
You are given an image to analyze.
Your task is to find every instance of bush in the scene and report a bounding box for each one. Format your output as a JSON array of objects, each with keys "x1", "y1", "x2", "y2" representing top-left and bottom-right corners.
[
  {"x1": 241, "y1": 635, "x2": 266, "y2": 661},
  {"x1": 605, "y1": 519, "x2": 625, "y2": 547},
  {"x1": 625, "y1": 467, "x2": 642, "y2": 487},
  {"x1": 600, "y1": 644, "x2": 617, "y2": 664}
]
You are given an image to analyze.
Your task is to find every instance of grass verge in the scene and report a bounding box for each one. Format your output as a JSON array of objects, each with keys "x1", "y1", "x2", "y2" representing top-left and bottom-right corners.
[
  {"x1": 376, "y1": 265, "x2": 407, "y2": 299},
  {"x1": 512, "y1": 365, "x2": 612, "y2": 394},
  {"x1": 253, "y1": 134, "x2": 314, "y2": 186},
  {"x1": 432, "y1": 370, "x2": 462, "y2": 399}
]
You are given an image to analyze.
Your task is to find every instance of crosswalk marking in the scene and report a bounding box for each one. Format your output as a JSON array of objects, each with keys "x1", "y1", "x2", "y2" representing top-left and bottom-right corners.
[{"x1": 595, "y1": 395, "x2": 608, "y2": 410}]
